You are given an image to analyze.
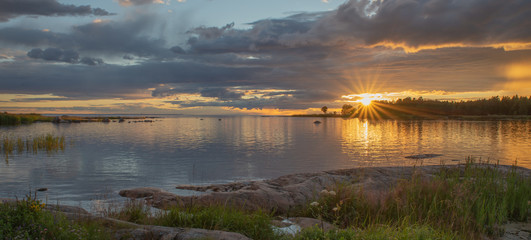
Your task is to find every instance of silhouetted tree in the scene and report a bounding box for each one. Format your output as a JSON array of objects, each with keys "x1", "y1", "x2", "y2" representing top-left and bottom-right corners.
[
  {"x1": 321, "y1": 106, "x2": 328, "y2": 114},
  {"x1": 341, "y1": 104, "x2": 354, "y2": 116}
]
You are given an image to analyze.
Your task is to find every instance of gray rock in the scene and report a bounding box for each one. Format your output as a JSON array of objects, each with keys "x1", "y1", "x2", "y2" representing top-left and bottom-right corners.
[
  {"x1": 501, "y1": 221, "x2": 531, "y2": 240},
  {"x1": 288, "y1": 217, "x2": 335, "y2": 232},
  {"x1": 121, "y1": 165, "x2": 531, "y2": 214}
]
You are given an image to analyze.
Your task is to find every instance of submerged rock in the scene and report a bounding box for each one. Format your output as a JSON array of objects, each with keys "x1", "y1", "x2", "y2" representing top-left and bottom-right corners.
[{"x1": 404, "y1": 154, "x2": 443, "y2": 159}]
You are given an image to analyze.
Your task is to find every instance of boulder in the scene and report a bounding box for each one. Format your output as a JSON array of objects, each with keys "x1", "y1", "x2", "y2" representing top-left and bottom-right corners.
[{"x1": 119, "y1": 187, "x2": 164, "y2": 199}]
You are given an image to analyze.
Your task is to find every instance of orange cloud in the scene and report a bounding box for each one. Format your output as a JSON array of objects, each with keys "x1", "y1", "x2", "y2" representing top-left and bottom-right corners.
[
  {"x1": 224, "y1": 107, "x2": 314, "y2": 116},
  {"x1": 371, "y1": 42, "x2": 531, "y2": 53}
]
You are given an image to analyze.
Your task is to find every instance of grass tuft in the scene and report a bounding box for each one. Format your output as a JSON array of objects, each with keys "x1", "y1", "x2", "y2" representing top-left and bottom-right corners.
[
  {"x1": 1, "y1": 133, "x2": 66, "y2": 159},
  {"x1": 300, "y1": 160, "x2": 531, "y2": 239},
  {"x1": 0, "y1": 193, "x2": 111, "y2": 240}
]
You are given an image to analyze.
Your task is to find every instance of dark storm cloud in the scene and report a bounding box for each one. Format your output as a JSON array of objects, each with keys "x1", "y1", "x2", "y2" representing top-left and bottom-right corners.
[
  {"x1": 0, "y1": 28, "x2": 74, "y2": 47},
  {"x1": 199, "y1": 88, "x2": 244, "y2": 101},
  {"x1": 186, "y1": 19, "x2": 314, "y2": 54},
  {"x1": 286, "y1": 0, "x2": 531, "y2": 49},
  {"x1": 0, "y1": 0, "x2": 112, "y2": 22},
  {"x1": 184, "y1": 0, "x2": 530, "y2": 55},
  {"x1": 80, "y1": 57, "x2": 104, "y2": 66},
  {"x1": 27, "y1": 47, "x2": 78, "y2": 63},
  {"x1": 0, "y1": 60, "x2": 270, "y2": 99},
  {"x1": 0, "y1": 15, "x2": 169, "y2": 58},
  {"x1": 26, "y1": 48, "x2": 103, "y2": 65}
]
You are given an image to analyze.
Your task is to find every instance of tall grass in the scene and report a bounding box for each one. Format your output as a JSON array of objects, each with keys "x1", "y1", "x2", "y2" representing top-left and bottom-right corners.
[
  {"x1": 1, "y1": 134, "x2": 66, "y2": 159},
  {"x1": 301, "y1": 161, "x2": 531, "y2": 239},
  {"x1": 104, "y1": 200, "x2": 285, "y2": 240},
  {"x1": 294, "y1": 224, "x2": 456, "y2": 240},
  {"x1": 0, "y1": 193, "x2": 111, "y2": 240}
]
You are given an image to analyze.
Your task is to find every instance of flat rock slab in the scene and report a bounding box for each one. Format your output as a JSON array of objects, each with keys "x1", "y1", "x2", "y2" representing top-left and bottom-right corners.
[
  {"x1": 501, "y1": 221, "x2": 531, "y2": 240},
  {"x1": 120, "y1": 165, "x2": 530, "y2": 214}
]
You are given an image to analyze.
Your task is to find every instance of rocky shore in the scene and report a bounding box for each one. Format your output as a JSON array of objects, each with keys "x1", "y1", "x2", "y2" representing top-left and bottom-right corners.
[
  {"x1": 120, "y1": 165, "x2": 530, "y2": 212},
  {"x1": 119, "y1": 164, "x2": 531, "y2": 239},
  {"x1": 3, "y1": 165, "x2": 529, "y2": 239}
]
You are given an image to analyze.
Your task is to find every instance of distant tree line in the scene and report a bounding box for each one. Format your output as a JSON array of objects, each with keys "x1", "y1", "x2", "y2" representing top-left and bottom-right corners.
[{"x1": 341, "y1": 95, "x2": 531, "y2": 119}]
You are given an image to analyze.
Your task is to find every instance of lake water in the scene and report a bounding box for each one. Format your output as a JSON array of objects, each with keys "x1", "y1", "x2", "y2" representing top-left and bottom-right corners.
[{"x1": 1, "y1": 116, "x2": 530, "y2": 209}]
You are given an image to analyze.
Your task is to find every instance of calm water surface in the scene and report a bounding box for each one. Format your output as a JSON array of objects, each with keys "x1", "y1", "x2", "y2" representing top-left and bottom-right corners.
[{"x1": 1, "y1": 117, "x2": 530, "y2": 208}]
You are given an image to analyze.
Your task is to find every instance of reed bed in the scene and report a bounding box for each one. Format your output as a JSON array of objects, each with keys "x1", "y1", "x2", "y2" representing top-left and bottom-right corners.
[{"x1": 1, "y1": 134, "x2": 66, "y2": 159}]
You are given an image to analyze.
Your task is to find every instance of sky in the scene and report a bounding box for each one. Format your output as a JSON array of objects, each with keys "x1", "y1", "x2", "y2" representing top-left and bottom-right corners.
[{"x1": 0, "y1": 0, "x2": 530, "y2": 115}]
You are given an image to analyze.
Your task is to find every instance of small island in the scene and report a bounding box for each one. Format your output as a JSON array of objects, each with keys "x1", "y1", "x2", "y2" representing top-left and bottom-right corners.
[{"x1": 0, "y1": 112, "x2": 154, "y2": 125}]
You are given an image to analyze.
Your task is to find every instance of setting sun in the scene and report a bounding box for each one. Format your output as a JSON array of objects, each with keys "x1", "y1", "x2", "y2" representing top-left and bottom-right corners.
[{"x1": 360, "y1": 98, "x2": 373, "y2": 106}]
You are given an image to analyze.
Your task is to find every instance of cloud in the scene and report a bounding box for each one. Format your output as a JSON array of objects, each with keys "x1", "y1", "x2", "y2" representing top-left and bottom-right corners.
[
  {"x1": 1, "y1": 0, "x2": 530, "y2": 113},
  {"x1": 26, "y1": 48, "x2": 103, "y2": 65},
  {"x1": 199, "y1": 88, "x2": 244, "y2": 101},
  {"x1": 0, "y1": 0, "x2": 113, "y2": 22},
  {"x1": 27, "y1": 48, "x2": 78, "y2": 63},
  {"x1": 118, "y1": 0, "x2": 165, "y2": 7},
  {"x1": 181, "y1": 0, "x2": 530, "y2": 55},
  {"x1": 284, "y1": 0, "x2": 531, "y2": 51},
  {"x1": 80, "y1": 57, "x2": 104, "y2": 66},
  {"x1": 0, "y1": 14, "x2": 170, "y2": 58}
]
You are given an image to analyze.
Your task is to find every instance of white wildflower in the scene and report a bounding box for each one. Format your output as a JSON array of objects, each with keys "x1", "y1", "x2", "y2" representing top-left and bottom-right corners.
[
  {"x1": 328, "y1": 191, "x2": 336, "y2": 196},
  {"x1": 320, "y1": 189, "x2": 329, "y2": 195},
  {"x1": 310, "y1": 201, "x2": 319, "y2": 207},
  {"x1": 332, "y1": 207, "x2": 338, "y2": 211}
]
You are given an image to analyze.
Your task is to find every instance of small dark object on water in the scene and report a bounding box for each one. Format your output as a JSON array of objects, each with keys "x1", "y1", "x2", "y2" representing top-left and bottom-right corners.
[
  {"x1": 218, "y1": 119, "x2": 222, "y2": 121},
  {"x1": 119, "y1": 118, "x2": 125, "y2": 123},
  {"x1": 405, "y1": 154, "x2": 443, "y2": 159},
  {"x1": 314, "y1": 120, "x2": 322, "y2": 124},
  {"x1": 102, "y1": 118, "x2": 110, "y2": 123},
  {"x1": 200, "y1": 118, "x2": 204, "y2": 120},
  {"x1": 36, "y1": 188, "x2": 48, "y2": 192}
]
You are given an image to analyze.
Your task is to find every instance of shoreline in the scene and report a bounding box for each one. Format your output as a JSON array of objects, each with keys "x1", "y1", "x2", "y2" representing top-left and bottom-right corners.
[
  {"x1": 291, "y1": 114, "x2": 531, "y2": 120},
  {"x1": 3, "y1": 163, "x2": 530, "y2": 239},
  {"x1": 119, "y1": 164, "x2": 531, "y2": 211}
]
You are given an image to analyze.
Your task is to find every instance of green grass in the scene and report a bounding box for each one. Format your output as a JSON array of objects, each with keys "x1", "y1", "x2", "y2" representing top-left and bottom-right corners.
[
  {"x1": 0, "y1": 112, "x2": 54, "y2": 125},
  {"x1": 299, "y1": 160, "x2": 531, "y2": 239},
  {"x1": 1, "y1": 133, "x2": 66, "y2": 159},
  {"x1": 294, "y1": 224, "x2": 456, "y2": 240},
  {"x1": 157, "y1": 205, "x2": 282, "y2": 239},
  {"x1": 105, "y1": 200, "x2": 286, "y2": 240},
  {"x1": 0, "y1": 194, "x2": 111, "y2": 240}
]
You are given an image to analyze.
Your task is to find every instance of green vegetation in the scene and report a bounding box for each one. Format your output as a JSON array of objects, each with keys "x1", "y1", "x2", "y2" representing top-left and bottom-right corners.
[
  {"x1": 299, "y1": 161, "x2": 531, "y2": 239},
  {"x1": 105, "y1": 201, "x2": 284, "y2": 240},
  {"x1": 0, "y1": 112, "x2": 54, "y2": 125},
  {"x1": 2, "y1": 162, "x2": 529, "y2": 239},
  {"x1": 0, "y1": 194, "x2": 111, "y2": 240},
  {"x1": 2, "y1": 133, "x2": 65, "y2": 159},
  {"x1": 0, "y1": 112, "x2": 149, "y2": 125},
  {"x1": 295, "y1": 225, "x2": 456, "y2": 240}
]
